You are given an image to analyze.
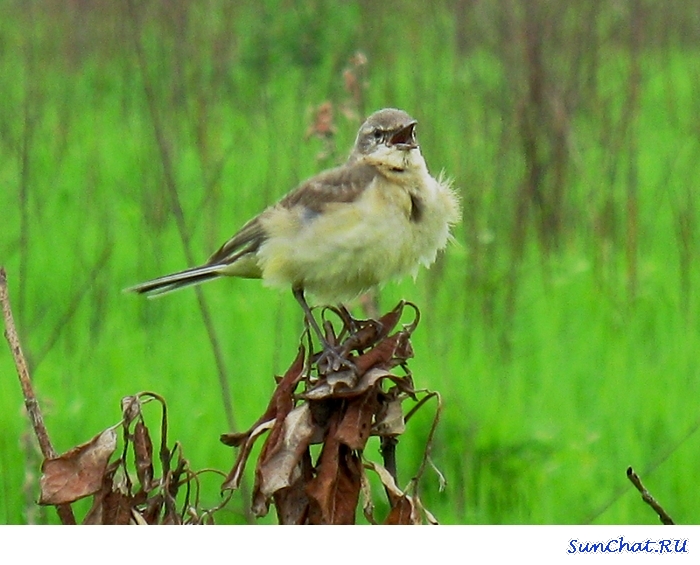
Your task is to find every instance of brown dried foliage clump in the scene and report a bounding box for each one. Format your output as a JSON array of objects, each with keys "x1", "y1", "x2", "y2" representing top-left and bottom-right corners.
[
  {"x1": 6, "y1": 259, "x2": 441, "y2": 525},
  {"x1": 221, "y1": 300, "x2": 441, "y2": 525},
  {"x1": 38, "y1": 393, "x2": 229, "y2": 524},
  {"x1": 31, "y1": 303, "x2": 441, "y2": 525}
]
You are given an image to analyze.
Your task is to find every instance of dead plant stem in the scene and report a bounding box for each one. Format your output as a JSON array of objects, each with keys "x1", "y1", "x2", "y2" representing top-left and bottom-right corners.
[{"x1": 0, "y1": 268, "x2": 76, "y2": 525}]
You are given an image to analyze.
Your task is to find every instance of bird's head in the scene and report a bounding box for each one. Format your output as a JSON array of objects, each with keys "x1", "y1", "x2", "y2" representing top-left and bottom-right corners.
[{"x1": 350, "y1": 108, "x2": 423, "y2": 173}]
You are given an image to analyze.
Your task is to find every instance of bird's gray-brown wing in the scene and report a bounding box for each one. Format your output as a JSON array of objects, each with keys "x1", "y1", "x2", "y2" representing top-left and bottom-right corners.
[
  {"x1": 278, "y1": 161, "x2": 378, "y2": 213},
  {"x1": 207, "y1": 163, "x2": 376, "y2": 264}
]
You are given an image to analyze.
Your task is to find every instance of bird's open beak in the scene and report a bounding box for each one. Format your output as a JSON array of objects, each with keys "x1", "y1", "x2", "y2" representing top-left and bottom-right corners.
[{"x1": 389, "y1": 121, "x2": 418, "y2": 149}]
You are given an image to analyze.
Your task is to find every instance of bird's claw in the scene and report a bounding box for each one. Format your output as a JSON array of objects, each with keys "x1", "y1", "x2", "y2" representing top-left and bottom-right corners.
[{"x1": 315, "y1": 341, "x2": 357, "y2": 374}]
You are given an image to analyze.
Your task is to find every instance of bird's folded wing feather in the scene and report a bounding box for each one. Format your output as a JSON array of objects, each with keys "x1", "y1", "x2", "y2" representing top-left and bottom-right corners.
[
  {"x1": 278, "y1": 162, "x2": 378, "y2": 212},
  {"x1": 206, "y1": 216, "x2": 266, "y2": 265},
  {"x1": 207, "y1": 162, "x2": 378, "y2": 265}
]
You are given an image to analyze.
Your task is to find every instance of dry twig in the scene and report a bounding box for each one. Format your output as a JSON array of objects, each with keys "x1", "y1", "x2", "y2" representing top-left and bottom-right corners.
[
  {"x1": 626, "y1": 466, "x2": 674, "y2": 525},
  {"x1": 1, "y1": 267, "x2": 76, "y2": 525}
]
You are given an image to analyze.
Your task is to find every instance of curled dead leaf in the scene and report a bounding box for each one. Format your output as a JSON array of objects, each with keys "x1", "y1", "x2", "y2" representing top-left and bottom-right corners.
[
  {"x1": 272, "y1": 450, "x2": 313, "y2": 525},
  {"x1": 221, "y1": 419, "x2": 275, "y2": 491},
  {"x1": 336, "y1": 390, "x2": 380, "y2": 450},
  {"x1": 39, "y1": 429, "x2": 117, "y2": 505},
  {"x1": 134, "y1": 420, "x2": 154, "y2": 491},
  {"x1": 121, "y1": 396, "x2": 142, "y2": 426},
  {"x1": 373, "y1": 395, "x2": 406, "y2": 437},
  {"x1": 306, "y1": 423, "x2": 361, "y2": 525},
  {"x1": 303, "y1": 368, "x2": 407, "y2": 401},
  {"x1": 384, "y1": 494, "x2": 420, "y2": 525},
  {"x1": 255, "y1": 404, "x2": 315, "y2": 500}
]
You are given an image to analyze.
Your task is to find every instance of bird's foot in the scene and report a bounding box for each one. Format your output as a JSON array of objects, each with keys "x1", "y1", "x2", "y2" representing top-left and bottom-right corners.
[{"x1": 314, "y1": 339, "x2": 357, "y2": 374}]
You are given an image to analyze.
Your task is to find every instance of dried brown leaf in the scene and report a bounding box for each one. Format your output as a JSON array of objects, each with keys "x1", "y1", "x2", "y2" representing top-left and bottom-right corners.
[
  {"x1": 219, "y1": 430, "x2": 250, "y2": 448},
  {"x1": 82, "y1": 498, "x2": 103, "y2": 524},
  {"x1": 121, "y1": 396, "x2": 142, "y2": 426},
  {"x1": 384, "y1": 494, "x2": 420, "y2": 525},
  {"x1": 393, "y1": 331, "x2": 414, "y2": 361},
  {"x1": 346, "y1": 368, "x2": 396, "y2": 397},
  {"x1": 39, "y1": 429, "x2": 117, "y2": 505},
  {"x1": 306, "y1": 425, "x2": 361, "y2": 524},
  {"x1": 336, "y1": 301, "x2": 404, "y2": 352},
  {"x1": 360, "y1": 465, "x2": 377, "y2": 525},
  {"x1": 82, "y1": 459, "x2": 119, "y2": 524},
  {"x1": 302, "y1": 369, "x2": 357, "y2": 399},
  {"x1": 162, "y1": 457, "x2": 186, "y2": 524},
  {"x1": 130, "y1": 511, "x2": 149, "y2": 525},
  {"x1": 354, "y1": 334, "x2": 402, "y2": 375},
  {"x1": 301, "y1": 381, "x2": 337, "y2": 401},
  {"x1": 273, "y1": 450, "x2": 314, "y2": 525},
  {"x1": 253, "y1": 404, "x2": 316, "y2": 517},
  {"x1": 326, "y1": 369, "x2": 359, "y2": 391},
  {"x1": 364, "y1": 460, "x2": 403, "y2": 498},
  {"x1": 268, "y1": 346, "x2": 306, "y2": 417},
  {"x1": 414, "y1": 495, "x2": 440, "y2": 525},
  {"x1": 231, "y1": 302, "x2": 436, "y2": 524},
  {"x1": 364, "y1": 460, "x2": 421, "y2": 524},
  {"x1": 222, "y1": 419, "x2": 275, "y2": 491},
  {"x1": 82, "y1": 458, "x2": 139, "y2": 525},
  {"x1": 303, "y1": 367, "x2": 400, "y2": 400},
  {"x1": 373, "y1": 395, "x2": 406, "y2": 436},
  {"x1": 134, "y1": 420, "x2": 154, "y2": 491},
  {"x1": 101, "y1": 489, "x2": 135, "y2": 525},
  {"x1": 370, "y1": 301, "x2": 406, "y2": 341},
  {"x1": 336, "y1": 390, "x2": 380, "y2": 450},
  {"x1": 142, "y1": 493, "x2": 166, "y2": 524}
]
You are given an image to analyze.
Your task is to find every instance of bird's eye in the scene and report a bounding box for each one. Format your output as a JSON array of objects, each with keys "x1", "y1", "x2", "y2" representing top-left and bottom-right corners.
[{"x1": 373, "y1": 129, "x2": 383, "y2": 140}]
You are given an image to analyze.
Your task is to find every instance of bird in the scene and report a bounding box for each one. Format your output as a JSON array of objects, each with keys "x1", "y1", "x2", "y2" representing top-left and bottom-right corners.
[{"x1": 127, "y1": 108, "x2": 460, "y2": 347}]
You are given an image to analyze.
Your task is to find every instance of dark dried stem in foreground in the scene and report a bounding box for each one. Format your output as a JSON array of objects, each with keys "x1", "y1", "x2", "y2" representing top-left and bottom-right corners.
[
  {"x1": 626, "y1": 466, "x2": 674, "y2": 525},
  {"x1": 380, "y1": 436, "x2": 398, "y2": 482},
  {"x1": 0, "y1": 267, "x2": 76, "y2": 525}
]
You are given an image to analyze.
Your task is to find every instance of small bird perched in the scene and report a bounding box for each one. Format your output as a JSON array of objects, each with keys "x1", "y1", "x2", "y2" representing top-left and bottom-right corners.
[{"x1": 127, "y1": 108, "x2": 460, "y2": 336}]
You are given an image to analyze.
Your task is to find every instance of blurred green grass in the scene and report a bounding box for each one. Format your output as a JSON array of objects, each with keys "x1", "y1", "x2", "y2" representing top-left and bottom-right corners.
[{"x1": 2, "y1": 1, "x2": 700, "y2": 524}]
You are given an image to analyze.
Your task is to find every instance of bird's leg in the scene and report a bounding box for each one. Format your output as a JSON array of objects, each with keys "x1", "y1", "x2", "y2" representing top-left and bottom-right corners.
[
  {"x1": 293, "y1": 288, "x2": 355, "y2": 372},
  {"x1": 293, "y1": 287, "x2": 330, "y2": 345}
]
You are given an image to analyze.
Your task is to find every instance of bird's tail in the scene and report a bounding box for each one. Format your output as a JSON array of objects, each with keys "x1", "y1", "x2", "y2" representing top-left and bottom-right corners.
[{"x1": 124, "y1": 264, "x2": 224, "y2": 297}]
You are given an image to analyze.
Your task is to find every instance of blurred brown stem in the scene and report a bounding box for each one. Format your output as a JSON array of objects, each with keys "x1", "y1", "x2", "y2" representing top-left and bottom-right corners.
[
  {"x1": 626, "y1": 466, "x2": 674, "y2": 525},
  {"x1": 18, "y1": 1, "x2": 39, "y2": 341},
  {"x1": 624, "y1": 0, "x2": 644, "y2": 301},
  {"x1": 0, "y1": 268, "x2": 76, "y2": 525}
]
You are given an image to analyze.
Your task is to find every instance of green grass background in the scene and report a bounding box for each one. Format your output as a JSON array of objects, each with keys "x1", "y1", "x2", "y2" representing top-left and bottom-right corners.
[{"x1": 2, "y1": 0, "x2": 700, "y2": 524}]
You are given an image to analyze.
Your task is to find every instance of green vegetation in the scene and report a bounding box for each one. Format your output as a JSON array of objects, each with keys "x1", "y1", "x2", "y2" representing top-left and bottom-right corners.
[{"x1": 2, "y1": 0, "x2": 700, "y2": 524}]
